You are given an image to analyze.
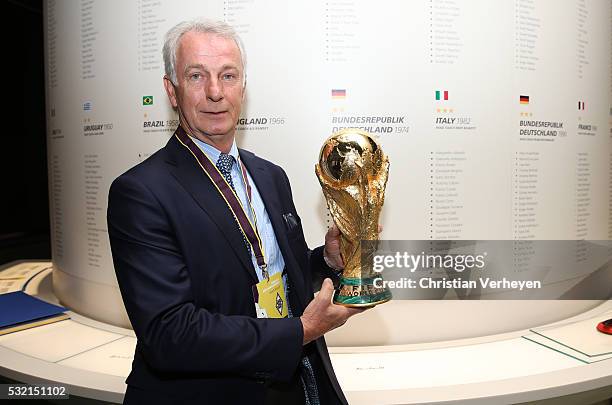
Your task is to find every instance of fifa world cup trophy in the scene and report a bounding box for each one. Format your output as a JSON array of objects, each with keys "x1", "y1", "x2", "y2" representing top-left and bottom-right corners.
[{"x1": 315, "y1": 129, "x2": 392, "y2": 307}]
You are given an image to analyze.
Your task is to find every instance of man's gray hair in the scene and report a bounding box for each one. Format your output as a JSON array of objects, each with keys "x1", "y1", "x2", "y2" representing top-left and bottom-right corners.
[{"x1": 162, "y1": 18, "x2": 247, "y2": 86}]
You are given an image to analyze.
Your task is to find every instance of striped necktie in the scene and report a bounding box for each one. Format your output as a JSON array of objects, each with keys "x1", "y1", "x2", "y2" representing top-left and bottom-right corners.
[
  {"x1": 216, "y1": 152, "x2": 237, "y2": 191},
  {"x1": 216, "y1": 153, "x2": 251, "y2": 253}
]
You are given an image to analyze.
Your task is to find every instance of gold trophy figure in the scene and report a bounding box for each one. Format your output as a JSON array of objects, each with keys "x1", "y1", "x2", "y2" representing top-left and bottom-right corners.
[{"x1": 315, "y1": 129, "x2": 392, "y2": 307}]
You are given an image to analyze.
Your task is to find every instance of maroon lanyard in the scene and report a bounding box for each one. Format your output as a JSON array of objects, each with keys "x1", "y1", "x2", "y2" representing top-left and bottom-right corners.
[
  {"x1": 238, "y1": 159, "x2": 252, "y2": 202},
  {"x1": 174, "y1": 126, "x2": 268, "y2": 277}
]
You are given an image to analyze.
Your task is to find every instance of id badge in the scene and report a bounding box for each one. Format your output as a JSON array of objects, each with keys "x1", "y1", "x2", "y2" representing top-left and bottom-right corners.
[{"x1": 252, "y1": 272, "x2": 288, "y2": 319}]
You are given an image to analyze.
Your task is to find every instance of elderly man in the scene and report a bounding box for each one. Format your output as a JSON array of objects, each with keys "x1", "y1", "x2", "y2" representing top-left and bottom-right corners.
[{"x1": 107, "y1": 18, "x2": 362, "y2": 405}]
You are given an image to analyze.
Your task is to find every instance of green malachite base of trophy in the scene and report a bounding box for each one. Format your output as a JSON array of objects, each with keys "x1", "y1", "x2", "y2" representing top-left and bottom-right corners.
[{"x1": 333, "y1": 276, "x2": 392, "y2": 307}]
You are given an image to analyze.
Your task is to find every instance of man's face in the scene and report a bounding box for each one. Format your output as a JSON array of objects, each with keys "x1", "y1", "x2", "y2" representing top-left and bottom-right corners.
[{"x1": 165, "y1": 31, "x2": 244, "y2": 144}]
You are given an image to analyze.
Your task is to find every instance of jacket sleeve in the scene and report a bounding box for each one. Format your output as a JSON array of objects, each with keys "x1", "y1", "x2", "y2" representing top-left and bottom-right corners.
[{"x1": 107, "y1": 174, "x2": 303, "y2": 381}]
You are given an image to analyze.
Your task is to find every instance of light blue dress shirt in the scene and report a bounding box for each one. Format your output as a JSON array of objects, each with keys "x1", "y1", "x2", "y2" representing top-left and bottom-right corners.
[
  {"x1": 191, "y1": 137, "x2": 287, "y2": 285},
  {"x1": 192, "y1": 137, "x2": 320, "y2": 404}
]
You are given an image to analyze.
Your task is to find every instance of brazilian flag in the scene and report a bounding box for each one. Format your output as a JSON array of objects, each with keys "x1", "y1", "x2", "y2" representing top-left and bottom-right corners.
[{"x1": 142, "y1": 96, "x2": 153, "y2": 106}]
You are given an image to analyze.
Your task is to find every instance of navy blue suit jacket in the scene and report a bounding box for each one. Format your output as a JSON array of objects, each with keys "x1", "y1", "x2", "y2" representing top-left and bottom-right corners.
[{"x1": 107, "y1": 133, "x2": 347, "y2": 404}]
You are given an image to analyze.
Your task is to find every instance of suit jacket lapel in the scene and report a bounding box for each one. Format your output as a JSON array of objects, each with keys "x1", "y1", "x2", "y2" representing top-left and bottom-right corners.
[
  {"x1": 164, "y1": 135, "x2": 258, "y2": 283},
  {"x1": 239, "y1": 150, "x2": 308, "y2": 310}
]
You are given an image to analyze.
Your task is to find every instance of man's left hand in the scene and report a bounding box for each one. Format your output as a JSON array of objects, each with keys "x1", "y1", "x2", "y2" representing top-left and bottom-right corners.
[
  {"x1": 323, "y1": 224, "x2": 384, "y2": 271},
  {"x1": 323, "y1": 224, "x2": 344, "y2": 270}
]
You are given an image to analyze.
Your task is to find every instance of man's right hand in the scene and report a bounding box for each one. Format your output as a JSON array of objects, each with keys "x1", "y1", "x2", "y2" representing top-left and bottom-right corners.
[{"x1": 300, "y1": 278, "x2": 365, "y2": 345}]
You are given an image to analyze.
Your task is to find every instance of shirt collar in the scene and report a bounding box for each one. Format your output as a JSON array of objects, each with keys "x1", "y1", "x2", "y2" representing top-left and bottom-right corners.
[{"x1": 190, "y1": 135, "x2": 240, "y2": 164}]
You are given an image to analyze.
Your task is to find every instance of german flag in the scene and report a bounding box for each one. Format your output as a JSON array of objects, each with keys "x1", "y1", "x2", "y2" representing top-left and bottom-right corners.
[
  {"x1": 520, "y1": 95, "x2": 529, "y2": 105},
  {"x1": 331, "y1": 89, "x2": 346, "y2": 99}
]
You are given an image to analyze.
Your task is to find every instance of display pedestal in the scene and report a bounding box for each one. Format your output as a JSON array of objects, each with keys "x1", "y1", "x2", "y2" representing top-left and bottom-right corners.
[{"x1": 0, "y1": 261, "x2": 611, "y2": 404}]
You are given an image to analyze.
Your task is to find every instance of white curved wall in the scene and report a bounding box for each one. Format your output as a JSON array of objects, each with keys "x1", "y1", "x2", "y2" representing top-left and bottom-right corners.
[{"x1": 44, "y1": 0, "x2": 612, "y2": 342}]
